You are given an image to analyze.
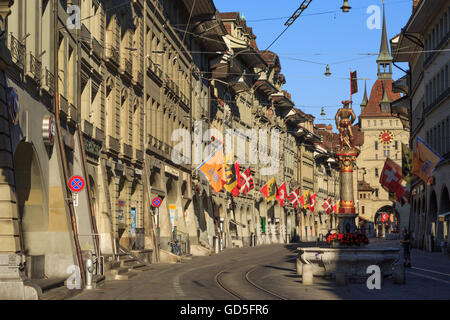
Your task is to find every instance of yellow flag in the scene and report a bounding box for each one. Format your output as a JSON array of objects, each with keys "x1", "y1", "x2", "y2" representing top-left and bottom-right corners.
[
  {"x1": 224, "y1": 153, "x2": 238, "y2": 193},
  {"x1": 412, "y1": 137, "x2": 442, "y2": 183},
  {"x1": 260, "y1": 177, "x2": 277, "y2": 203}
]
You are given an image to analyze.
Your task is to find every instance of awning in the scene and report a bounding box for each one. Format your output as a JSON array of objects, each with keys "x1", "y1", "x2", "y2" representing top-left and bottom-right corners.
[{"x1": 438, "y1": 212, "x2": 450, "y2": 222}]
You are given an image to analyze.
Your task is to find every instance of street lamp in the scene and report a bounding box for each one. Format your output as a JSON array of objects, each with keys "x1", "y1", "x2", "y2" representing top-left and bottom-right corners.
[
  {"x1": 341, "y1": 0, "x2": 351, "y2": 13},
  {"x1": 324, "y1": 64, "x2": 331, "y2": 77}
]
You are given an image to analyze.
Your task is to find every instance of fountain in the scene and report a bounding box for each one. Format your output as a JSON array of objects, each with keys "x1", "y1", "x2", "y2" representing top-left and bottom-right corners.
[{"x1": 297, "y1": 101, "x2": 400, "y2": 282}]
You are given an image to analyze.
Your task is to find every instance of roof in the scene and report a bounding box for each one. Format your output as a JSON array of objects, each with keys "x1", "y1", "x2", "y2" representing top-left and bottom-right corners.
[
  {"x1": 359, "y1": 79, "x2": 401, "y2": 118},
  {"x1": 358, "y1": 180, "x2": 375, "y2": 192}
]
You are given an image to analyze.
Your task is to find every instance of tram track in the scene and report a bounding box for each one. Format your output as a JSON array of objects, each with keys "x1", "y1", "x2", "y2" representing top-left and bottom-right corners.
[{"x1": 215, "y1": 266, "x2": 288, "y2": 300}]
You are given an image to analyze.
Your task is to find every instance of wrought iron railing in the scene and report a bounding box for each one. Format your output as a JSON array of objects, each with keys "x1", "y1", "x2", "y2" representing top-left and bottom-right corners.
[
  {"x1": 29, "y1": 53, "x2": 42, "y2": 84},
  {"x1": 44, "y1": 68, "x2": 55, "y2": 95},
  {"x1": 10, "y1": 34, "x2": 25, "y2": 69}
]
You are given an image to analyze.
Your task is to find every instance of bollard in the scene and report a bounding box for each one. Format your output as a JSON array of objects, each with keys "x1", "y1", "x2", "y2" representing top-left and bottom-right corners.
[
  {"x1": 219, "y1": 236, "x2": 223, "y2": 252},
  {"x1": 86, "y1": 258, "x2": 94, "y2": 290},
  {"x1": 213, "y1": 236, "x2": 220, "y2": 254},
  {"x1": 336, "y1": 271, "x2": 347, "y2": 286},
  {"x1": 393, "y1": 264, "x2": 405, "y2": 284},
  {"x1": 302, "y1": 264, "x2": 314, "y2": 285},
  {"x1": 296, "y1": 258, "x2": 303, "y2": 276}
]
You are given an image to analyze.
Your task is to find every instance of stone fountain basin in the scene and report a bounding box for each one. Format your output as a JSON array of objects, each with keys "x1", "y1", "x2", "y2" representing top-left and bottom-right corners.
[{"x1": 297, "y1": 247, "x2": 400, "y2": 280}]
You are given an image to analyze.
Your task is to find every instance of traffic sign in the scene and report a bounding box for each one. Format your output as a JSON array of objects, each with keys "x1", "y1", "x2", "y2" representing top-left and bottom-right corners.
[
  {"x1": 152, "y1": 197, "x2": 162, "y2": 208},
  {"x1": 69, "y1": 176, "x2": 85, "y2": 193}
]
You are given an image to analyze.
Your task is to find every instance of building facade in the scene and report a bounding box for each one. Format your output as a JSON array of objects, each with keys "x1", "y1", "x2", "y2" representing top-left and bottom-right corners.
[{"x1": 392, "y1": 0, "x2": 449, "y2": 252}]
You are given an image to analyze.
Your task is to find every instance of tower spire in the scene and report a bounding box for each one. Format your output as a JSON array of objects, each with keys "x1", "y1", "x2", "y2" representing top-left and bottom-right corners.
[
  {"x1": 376, "y1": 0, "x2": 392, "y2": 80},
  {"x1": 360, "y1": 80, "x2": 368, "y2": 109}
]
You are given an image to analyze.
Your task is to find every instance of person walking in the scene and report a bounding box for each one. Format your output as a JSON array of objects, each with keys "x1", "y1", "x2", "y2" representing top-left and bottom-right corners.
[{"x1": 400, "y1": 228, "x2": 412, "y2": 267}]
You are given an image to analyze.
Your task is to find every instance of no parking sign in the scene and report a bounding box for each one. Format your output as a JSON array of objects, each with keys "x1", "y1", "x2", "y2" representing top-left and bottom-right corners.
[
  {"x1": 68, "y1": 176, "x2": 85, "y2": 193},
  {"x1": 152, "y1": 197, "x2": 162, "y2": 208}
]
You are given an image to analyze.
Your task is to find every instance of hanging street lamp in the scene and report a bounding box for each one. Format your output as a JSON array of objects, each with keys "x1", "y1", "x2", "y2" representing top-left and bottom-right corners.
[{"x1": 341, "y1": 0, "x2": 351, "y2": 13}]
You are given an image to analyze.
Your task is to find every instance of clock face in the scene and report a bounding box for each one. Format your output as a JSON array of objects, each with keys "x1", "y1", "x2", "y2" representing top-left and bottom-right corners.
[{"x1": 379, "y1": 130, "x2": 394, "y2": 144}]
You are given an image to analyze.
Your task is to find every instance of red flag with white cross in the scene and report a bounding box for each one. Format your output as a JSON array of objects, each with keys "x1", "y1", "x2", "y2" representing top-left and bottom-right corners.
[
  {"x1": 276, "y1": 182, "x2": 287, "y2": 207},
  {"x1": 238, "y1": 167, "x2": 254, "y2": 195},
  {"x1": 322, "y1": 197, "x2": 333, "y2": 215},
  {"x1": 288, "y1": 188, "x2": 301, "y2": 208}
]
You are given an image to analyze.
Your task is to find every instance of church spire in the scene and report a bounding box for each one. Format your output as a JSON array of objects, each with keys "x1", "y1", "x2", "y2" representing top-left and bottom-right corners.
[
  {"x1": 360, "y1": 80, "x2": 368, "y2": 109},
  {"x1": 376, "y1": 0, "x2": 392, "y2": 80}
]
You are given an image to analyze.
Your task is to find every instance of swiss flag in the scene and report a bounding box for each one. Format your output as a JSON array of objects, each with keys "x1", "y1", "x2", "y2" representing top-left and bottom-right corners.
[
  {"x1": 276, "y1": 182, "x2": 287, "y2": 207},
  {"x1": 380, "y1": 158, "x2": 408, "y2": 205},
  {"x1": 322, "y1": 197, "x2": 333, "y2": 215},
  {"x1": 380, "y1": 158, "x2": 402, "y2": 192},
  {"x1": 309, "y1": 193, "x2": 316, "y2": 212}
]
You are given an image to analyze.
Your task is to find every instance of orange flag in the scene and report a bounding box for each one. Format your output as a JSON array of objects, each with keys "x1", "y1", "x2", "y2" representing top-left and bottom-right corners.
[{"x1": 197, "y1": 146, "x2": 226, "y2": 193}]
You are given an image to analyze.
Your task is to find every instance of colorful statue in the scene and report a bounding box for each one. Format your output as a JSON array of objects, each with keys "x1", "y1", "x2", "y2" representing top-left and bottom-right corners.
[{"x1": 335, "y1": 100, "x2": 356, "y2": 149}]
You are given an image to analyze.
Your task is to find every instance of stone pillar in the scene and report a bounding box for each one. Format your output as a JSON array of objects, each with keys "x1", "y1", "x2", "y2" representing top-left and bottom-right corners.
[{"x1": 336, "y1": 149, "x2": 359, "y2": 234}]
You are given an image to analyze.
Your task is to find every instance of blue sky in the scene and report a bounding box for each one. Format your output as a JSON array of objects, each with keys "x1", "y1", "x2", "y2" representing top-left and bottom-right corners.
[{"x1": 213, "y1": 0, "x2": 412, "y2": 127}]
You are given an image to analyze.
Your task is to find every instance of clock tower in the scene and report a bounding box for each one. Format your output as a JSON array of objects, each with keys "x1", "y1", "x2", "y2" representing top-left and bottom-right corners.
[{"x1": 355, "y1": 1, "x2": 410, "y2": 236}]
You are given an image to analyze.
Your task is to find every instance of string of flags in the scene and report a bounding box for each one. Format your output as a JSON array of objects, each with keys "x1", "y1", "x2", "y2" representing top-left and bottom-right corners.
[{"x1": 197, "y1": 143, "x2": 339, "y2": 213}]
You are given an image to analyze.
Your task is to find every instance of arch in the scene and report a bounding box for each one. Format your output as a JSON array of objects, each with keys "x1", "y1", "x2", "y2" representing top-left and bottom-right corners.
[
  {"x1": 437, "y1": 186, "x2": 449, "y2": 247},
  {"x1": 374, "y1": 205, "x2": 400, "y2": 235},
  {"x1": 14, "y1": 141, "x2": 47, "y2": 260}
]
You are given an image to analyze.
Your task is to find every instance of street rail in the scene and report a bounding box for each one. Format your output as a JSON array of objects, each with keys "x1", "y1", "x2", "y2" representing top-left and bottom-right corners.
[{"x1": 215, "y1": 267, "x2": 288, "y2": 300}]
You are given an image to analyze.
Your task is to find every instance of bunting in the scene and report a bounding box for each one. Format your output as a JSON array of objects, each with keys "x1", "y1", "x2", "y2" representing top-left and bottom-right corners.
[
  {"x1": 260, "y1": 178, "x2": 277, "y2": 203},
  {"x1": 276, "y1": 182, "x2": 287, "y2": 207},
  {"x1": 239, "y1": 167, "x2": 254, "y2": 195},
  {"x1": 288, "y1": 188, "x2": 301, "y2": 208}
]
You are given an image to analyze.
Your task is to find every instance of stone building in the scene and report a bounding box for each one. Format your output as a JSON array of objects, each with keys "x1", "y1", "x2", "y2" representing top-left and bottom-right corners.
[
  {"x1": 355, "y1": 3, "x2": 410, "y2": 237},
  {"x1": 391, "y1": 0, "x2": 449, "y2": 252}
]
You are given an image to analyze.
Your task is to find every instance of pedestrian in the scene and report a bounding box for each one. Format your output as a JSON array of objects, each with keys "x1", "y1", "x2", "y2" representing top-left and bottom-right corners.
[{"x1": 400, "y1": 228, "x2": 412, "y2": 267}]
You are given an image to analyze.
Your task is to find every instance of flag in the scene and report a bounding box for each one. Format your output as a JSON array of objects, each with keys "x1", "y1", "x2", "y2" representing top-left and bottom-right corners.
[
  {"x1": 322, "y1": 197, "x2": 333, "y2": 215},
  {"x1": 395, "y1": 186, "x2": 410, "y2": 206},
  {"x1": 309, "y1": 193, "x2": 316, "y2": 212},
  {"x1": 260, "y1": 177, "x2": 277, "y2": 203},
  {"x1": 288, "y1": 188, "x2": 301, "y2": 208},
  {"x1": 239, "y1": 167, "x2": 254, "y2": 195},
  {"x1": 402, "y1": 143, "x2": 414, "y2": 183},
  {"x1": 332, "y1": 202, "x2": 339, "y2": 214},
  {"x1": 276, "y1": 182, "x2": 287, "y2": 207},
  {"x1": 413, "y1": 137, "x2": 443, "y2": 183},
  {"x1": 380, "y1": 157, "x2": 410, "y2": 204},
  {"x1": 224, "y1": 153, "x2": 240, "y2": 196},
  {"x1": 299, "y1": 190, "x2": 311, "y2": 209},
  {"x1": 197, "y1": 145, "x2": 225, "y2": 193},
  {"x1": 350, "y1": 70, "x2": 358, "y2": 95}
]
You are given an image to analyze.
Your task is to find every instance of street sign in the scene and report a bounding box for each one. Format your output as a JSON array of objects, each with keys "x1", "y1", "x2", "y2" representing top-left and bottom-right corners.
[
  {"x1": 68, "y1": 176, "x2": 85, "y2": 193},
  {"x1": 152, "y1": 197, "x2": 162, "y2": 208},
  {"x1": 73, "y1": 193, "x2": 79, "y2": 207}
]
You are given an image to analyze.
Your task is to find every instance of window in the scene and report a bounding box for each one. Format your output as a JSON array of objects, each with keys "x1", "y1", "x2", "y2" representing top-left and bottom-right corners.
[
  {"x1": 376, "y1": 154, "x2": 378, "y2": 160},
  {"x1": 375, "y1": 141, "x2": 378, "y2": 150},
  {"x1": 390, "y1": 120, "x2": 392, "y2": 126},
  {"x1": 375, "y1": 168, "x2": 379, "y2": 177},
  {"x1": 362, "y1": 206, "x2": 365, "y2": 214},
  {"x1": 367, "y1": 120, "x2": 370, "y2": 127},
  {"x1": 395, "y1": 141, "x2": 398, "y2": 150},
  {"x1": 375, "y1": 189, "x2": 379, "y2": 197},
  {"x1": 360, "y1": 193, "x2": 363, "y2": 199},
  {"x1": 380, "y1": 120, "x2": 383, "y2": 126},
  {"x1": 374, "y1": 120, "x2": 377, "y2": 126}
]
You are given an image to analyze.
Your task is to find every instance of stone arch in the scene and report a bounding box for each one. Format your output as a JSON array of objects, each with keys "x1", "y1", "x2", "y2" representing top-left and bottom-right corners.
[
  {"x1": 14, "y1": 141, "x2": 47, "y2": 257},
  {"x1": 374, "y1": 205, "x2": 399, "y2": 235}
]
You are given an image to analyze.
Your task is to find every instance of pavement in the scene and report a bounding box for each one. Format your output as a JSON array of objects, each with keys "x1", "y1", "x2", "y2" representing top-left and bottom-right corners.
[{"x1": 69, "y1": 238, "x2": 450, "y2": 300}]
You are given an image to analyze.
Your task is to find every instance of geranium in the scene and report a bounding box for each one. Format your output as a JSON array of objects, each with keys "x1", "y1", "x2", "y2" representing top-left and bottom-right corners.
[{"x1": 327, "y1": 231, "x2": 369, "y2": 246}]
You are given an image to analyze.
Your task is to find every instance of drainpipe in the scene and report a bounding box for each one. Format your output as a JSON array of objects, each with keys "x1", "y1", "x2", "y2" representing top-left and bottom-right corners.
[
  {"x1": 74, "y1": 0, "x2": 100, "y2": 262},
  {"x1": 53, "y1": 0, "x2": 86, "y2": 285}
]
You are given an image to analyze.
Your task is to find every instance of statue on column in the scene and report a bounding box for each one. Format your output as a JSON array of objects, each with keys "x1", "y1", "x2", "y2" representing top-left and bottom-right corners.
[{"x1": 335, "y1": 100, "x2": 356, "y2": 150}]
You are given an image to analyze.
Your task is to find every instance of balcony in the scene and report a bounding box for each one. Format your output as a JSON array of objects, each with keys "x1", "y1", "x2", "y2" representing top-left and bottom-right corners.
[
  {"x1": 133, "y1": 148, "x2": 144, "y2": 163},
  {"x1": 91, "y1": 37, "x2": 103, "y2": 59},
  {"x1": 105, "y1": 46, "x2": 120, "y2": 68},
  {"x1": 59, "y1": 94, "x2": 68, "y2": 115},
  {"x1": 68, "y1": 103, "x2": 78, "y2": 124},
  {"x1": 80, "y1": 24, "x2": 91, "y2": 51},
  {"x1": 133, "y1": 70, "x2": 144, "y2": 89},
  {"x1": 120, "y1": 57, "x2": 132, "y2": 80},
  {"x1": 106, "y1": 135, "x2": 120, "y2": 153},
  {"x1": 27, "y1": 53, "x2": 42, "y2": 85},
  {"x1": 121, "y1": 142, "x2": 133, "y2": 159},
  {"x1": 9, "y1": 33, "x2": 25, "y2": 70},
  {"x1": 42, "y1": 68, "x2": 55, "y2": 96},
  {"x1": 147, "y1": 58, "x2": 163, "y2": 81}
]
